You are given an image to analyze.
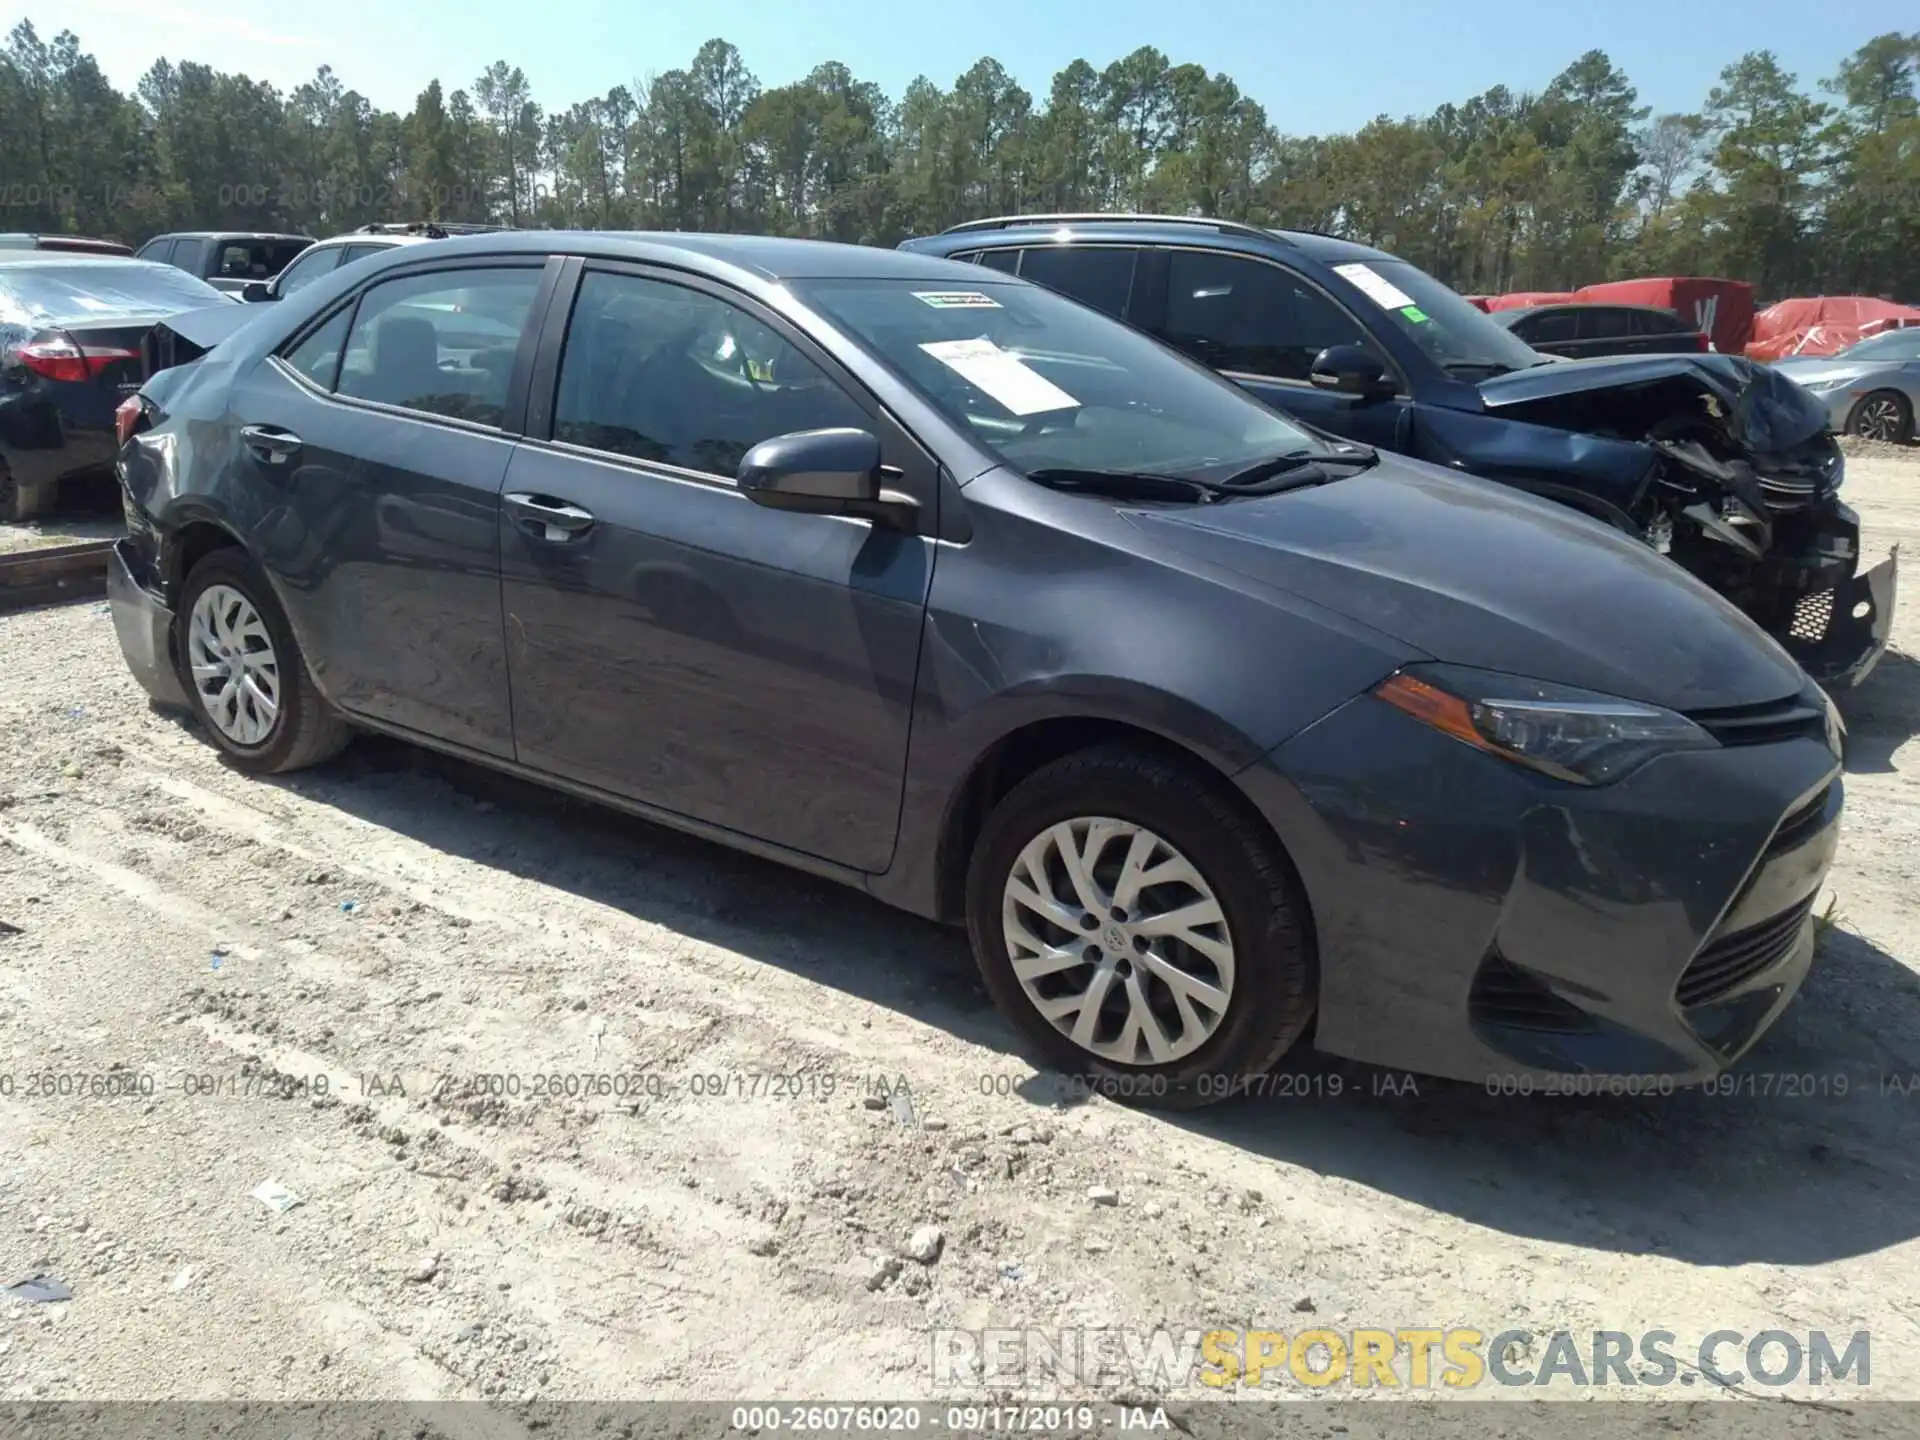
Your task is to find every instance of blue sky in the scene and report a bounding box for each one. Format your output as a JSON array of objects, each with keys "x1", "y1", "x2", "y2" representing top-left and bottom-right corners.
[{"x1": 10, "y1": 0, "x2": 1914, "y2": 130}]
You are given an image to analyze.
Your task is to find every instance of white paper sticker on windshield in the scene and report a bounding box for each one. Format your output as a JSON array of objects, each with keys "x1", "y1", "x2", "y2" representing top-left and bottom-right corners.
[
  {"x1": 914, "y1": 290, "x2": 1002, "y2": 309},
  {"x1": 919, "y1": 338, "x2": 1079, "y2": 415},
  {"x1": 1333, "y1": 262, "x2": 1416, "y2": 311}
]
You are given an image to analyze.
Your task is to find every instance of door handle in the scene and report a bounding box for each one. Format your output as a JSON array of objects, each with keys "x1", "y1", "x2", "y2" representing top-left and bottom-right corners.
[
  {"x1": 504, "y1": 492, "x2": 596, "y2": 542},
  {"x1": 241, "y1": 425, "x2": 301, "y2": 465}
]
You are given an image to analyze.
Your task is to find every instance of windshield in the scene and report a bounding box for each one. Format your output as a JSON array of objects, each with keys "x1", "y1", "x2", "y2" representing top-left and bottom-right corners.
[
  {"x1": 792, "y1": 276, "x2": 1323, "y2": 482},
  {"x1": 1836, "y1": 328, "x2": 1920, "y2": 362},
  {"x1": 1327, "y1": 258, "x2": 1544, "y2": 376},
  {"x1": 0, "y1": 261, "x2": 228, "y2": 323}
]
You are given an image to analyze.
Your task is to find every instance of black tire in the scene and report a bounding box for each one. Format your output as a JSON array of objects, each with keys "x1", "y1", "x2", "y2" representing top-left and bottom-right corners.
[
  {"x1": 1846, "y1": 390, "x2": 1914, "y2": 445},
  {"x1": 174, "y1": 548, "x2": 350, "y2": 774},
  {"x1": 964, "y1": 744, "x2": 1316, "y2": 1110}
]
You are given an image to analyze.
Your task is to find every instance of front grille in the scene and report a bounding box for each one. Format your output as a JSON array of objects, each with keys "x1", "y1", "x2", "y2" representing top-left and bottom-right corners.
[
  {"x1": 1470, "y1": 957, "x2": 1599, "y2": 1033},
  {"x1": 1789, "y1": 589, "x2": 1835, "y2": 643},
  {"x1": 1687, "y1": 691, "x2": 1829, "y2": 747},
  {"x1": 1676, "y1": 895, "x2": 1815, "y2": 1008}
]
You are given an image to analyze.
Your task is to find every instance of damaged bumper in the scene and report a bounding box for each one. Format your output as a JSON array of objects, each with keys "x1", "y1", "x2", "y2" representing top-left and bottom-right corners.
[
  {"x1": 108, "y1": 538, "x2": 190, "y2": 711},
  {"x1": 1780, "y1": 544, "x2": 1899, "y2": 690}
]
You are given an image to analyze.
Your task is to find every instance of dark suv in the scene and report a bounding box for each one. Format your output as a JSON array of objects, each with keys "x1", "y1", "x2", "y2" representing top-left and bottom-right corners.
[
  {"x1": 901, "y1": 215, "x2": 1895, "y2": 688},
  {"x1": 136, "y1": 231, "x2": 315, "y2": 294},
  {"x1": 1492, "y1": 303, "x2": 1710, "y2": 360}
]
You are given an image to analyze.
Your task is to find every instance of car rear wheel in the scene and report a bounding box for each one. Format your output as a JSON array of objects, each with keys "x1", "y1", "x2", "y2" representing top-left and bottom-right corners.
[
  {"x1": 175, "y1": 549, "x2": 349, "y2": 773},
  {"x1": 964, "y1": 745, "x2": 1315, "y2": 1109},
  {"x1": 1846, "y1": 390, "x2": 1913, "y2": 444}
]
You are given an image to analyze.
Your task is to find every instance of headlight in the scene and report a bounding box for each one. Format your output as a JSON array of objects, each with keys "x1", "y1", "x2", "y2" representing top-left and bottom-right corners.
[
  {"x1": 1375, "y1": 663, "x2": 1718, "y2": 785},
  {"x1": 1799, "y1": 374, "x2": 1853, "y2": 392}
]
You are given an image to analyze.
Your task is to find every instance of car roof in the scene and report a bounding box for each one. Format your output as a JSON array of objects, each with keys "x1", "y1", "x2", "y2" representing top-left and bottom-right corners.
[
  {"x1": 901, "y1": 214, "x2": 1399, "y2": 266},
  {"x1": 158, "y1": 231, "x2": 313, "y2": 241},
  {"x1": 353, "y1": 229, "x2": 1012, "y2": 283},
  {"x1": 1499, "y1": 303, "x2": 1686, "y2": 322}
]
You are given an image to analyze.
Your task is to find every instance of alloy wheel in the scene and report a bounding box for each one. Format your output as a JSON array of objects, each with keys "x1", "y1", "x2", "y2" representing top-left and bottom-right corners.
[
  {"x1": 1851, "y1": 395, "x2": 1908, "y2": 443},
  {"x1": 1000, "y1": 817, "x2": 1235, "y2": 1066},
  {"x1": 187, "y1": 584, "x2": 281, "y2": 746}
]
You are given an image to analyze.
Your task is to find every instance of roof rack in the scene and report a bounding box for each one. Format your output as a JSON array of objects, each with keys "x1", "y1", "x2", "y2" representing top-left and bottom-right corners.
[
  {"x1": 939, "y1": 213, "x2": 1284, "y2": 244},
  {"x1": 351, "y1": 221, "x2": 511, "y2": 238}
]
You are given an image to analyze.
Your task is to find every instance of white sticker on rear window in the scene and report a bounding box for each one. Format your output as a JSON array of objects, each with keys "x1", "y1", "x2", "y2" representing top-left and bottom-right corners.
[
  {"x1": 1333, "y1": 262, "x2": 1416, "y2": 311},
  {"x1": 919, "y1": 338, "x2": 1079, "y2": 415},
  {"x1": 913, "y1": 290, "x2": 1003, "y2": 309}
]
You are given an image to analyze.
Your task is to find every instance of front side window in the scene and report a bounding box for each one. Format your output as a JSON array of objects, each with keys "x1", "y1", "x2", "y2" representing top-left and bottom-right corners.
[
  {"x1": 552, "y1": 270, "x2": 868, "y2": 478},
  {"x1": 282, "y1": 306, "x2": 352, "y2": 389},
  {"x1": 1161, "y1": 250, "x2": 1370, "y2": 382},
  {"x1": 1015, "y1": 245, "x2": 1136, "y2": 320},
  {"x1": 336, "y1": 266, "x2": 541, "y2": 426},
  {"x1": 1523, "y1": 310, "x2": 1578, "y2": 343},
  {"x1": 1839, "y1": 328, "x2": 1920, "y2": 362},
  {"x1": 137, "y1": 238, "x2": 176, "y2": 264},
  {"x1": 1582, "y1": 307, "x2": 1633, "y2": 340},
  {"x1": 795, "y1": 275, "x2": 1324, "y2": 484}
]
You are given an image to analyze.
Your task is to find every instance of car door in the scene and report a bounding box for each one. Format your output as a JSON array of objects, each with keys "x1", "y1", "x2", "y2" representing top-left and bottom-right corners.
[
  {"x1": 220, "y1": 255, "x2": 556, "y2": 759},
  {"x1": 496, "y1": 261, "x2": 935, "y2": 873},
  {"x1": 1138, "y1": 247, "x2": 1411, "y2": 450}
]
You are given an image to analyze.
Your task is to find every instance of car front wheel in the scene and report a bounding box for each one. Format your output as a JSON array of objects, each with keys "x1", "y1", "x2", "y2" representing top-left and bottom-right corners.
[
  {"x1": 1847, "y1": 390, "x2": 1914, "y2": 444},
  {"x1": 964, "y1": 745, "x2": 1316, "y2": 1109},
  {"x1": 175, "y1": 548, "x2": 349, "y2": 773}
]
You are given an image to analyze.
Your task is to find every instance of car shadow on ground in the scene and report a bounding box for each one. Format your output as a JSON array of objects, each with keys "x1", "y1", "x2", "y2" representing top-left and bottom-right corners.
[
  {"x1": 256, "y1": 729, "x2": 1920, "y2": 1271},
  {"x1": 1837, "y1": 644, "x2": 1920, "y2": 774}
]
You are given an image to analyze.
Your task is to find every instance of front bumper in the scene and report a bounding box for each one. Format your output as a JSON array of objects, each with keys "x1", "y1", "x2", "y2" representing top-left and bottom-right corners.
[
  {"x1": 108, "y1": 537, "x2": 190, "y2": 710},
  {"x1": 1241, "y1": 693, "x2": 1842, "y2": 1086},
  {"x1": 1782, "y1": 543, "x2": 1898, "y2": 690}
]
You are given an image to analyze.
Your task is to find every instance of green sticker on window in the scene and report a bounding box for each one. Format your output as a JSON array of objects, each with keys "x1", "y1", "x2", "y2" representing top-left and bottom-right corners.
[{"x1": 1400, "y1": 305, "x2": 1429, "y2": 324}]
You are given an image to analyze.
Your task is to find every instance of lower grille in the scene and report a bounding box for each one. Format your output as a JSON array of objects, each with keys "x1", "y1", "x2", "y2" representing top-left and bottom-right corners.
[
  {"x1": 1789, "y1": 589, "x2": 1835, "y2": 643},
  {"x1": 1677, "y1": 895, "x2": 1816, "y2": 1008},
  {"x1": 1470, "y1": 957, "x2": 1599, "y2": 1033}
]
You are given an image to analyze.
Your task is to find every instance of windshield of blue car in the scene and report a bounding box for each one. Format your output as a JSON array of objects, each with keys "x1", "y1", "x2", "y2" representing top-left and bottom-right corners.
[
  {"x1": 1327, "y1": 258, "x2": 1545, "y2": 376},
  {"x1": 794, "y1": 276, "x2": 1326, "y2": 482},
  {"x1": 0, "y1": 261, "x2": 228, "y2": 323},
  {"x1": 1836, "y1": 329, "x2": 1920, "y2": 362}
]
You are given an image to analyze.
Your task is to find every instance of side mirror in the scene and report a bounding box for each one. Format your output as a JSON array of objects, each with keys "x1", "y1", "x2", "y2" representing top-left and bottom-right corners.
[
  {"x1": 1310, "y1": 344, "x2": 1396, "y2": 399},
  {"x1": 738, "y1": 428, "x2": 919, "y2": 530},
  {"x1": 241, "y1": 280, "x2": 274, "y2": 303}
]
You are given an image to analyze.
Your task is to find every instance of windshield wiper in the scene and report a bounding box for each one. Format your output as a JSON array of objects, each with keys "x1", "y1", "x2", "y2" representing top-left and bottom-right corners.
[
  {"x1": 1217, "y1": 446, "x2": 1380, "y2": 492},
  {"x1": 1024, "y1": 468, "x2": 1223, "y2": 504}
]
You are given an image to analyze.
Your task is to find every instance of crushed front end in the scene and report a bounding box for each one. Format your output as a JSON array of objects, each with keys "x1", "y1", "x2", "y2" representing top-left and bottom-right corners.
[{"x1": 1484, "y1": 355, "x2": 1899, "y2": 688}]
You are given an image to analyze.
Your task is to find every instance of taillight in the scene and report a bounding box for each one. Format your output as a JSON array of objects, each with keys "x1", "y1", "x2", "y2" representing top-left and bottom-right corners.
[
  {"x1": 115, "y1": 395, "x2": 148, "y2": 447},
  {"x1": 14, "y1": 331, "x2": 141, "y2": 382},
  {"x1": 17, "y1": 333, "x2": 90, "y2": 382}
]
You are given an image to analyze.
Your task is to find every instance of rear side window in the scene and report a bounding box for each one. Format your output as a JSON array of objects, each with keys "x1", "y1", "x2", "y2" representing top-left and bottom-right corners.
[
  {"x1": 975, "y1": 249, "x2": 1020, "y2": 273},
  {"x1": 1521, "y1": 309, "x2": 1578, "y2": 343},
  {"x1": 335, "y1": 266, "x2": 542, "y2": 426},
  {"x1": 214, "y1": 239, "x2": 310, "y2": 279},
  {"x1": 1581, "y1": 307, "x2": 1633, "y2": 339},
  {"x1": 1015, "y1": 246, "x2": 1135, "y2": 319},
  {"x1": 1160, "y1": 251, "x2": 1371, "y2": 382},
  {"x1": 1631, "y1": 309, "x2": 1682, "y2": 336},
  {"x1": 552, "y1": 270, "x2": 868, "y2": 479}
]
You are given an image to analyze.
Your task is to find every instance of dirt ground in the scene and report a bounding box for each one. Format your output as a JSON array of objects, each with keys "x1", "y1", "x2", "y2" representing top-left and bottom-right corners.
[{"x1": 2, "y1": 453, "x2": 1919, "y2": 1410}]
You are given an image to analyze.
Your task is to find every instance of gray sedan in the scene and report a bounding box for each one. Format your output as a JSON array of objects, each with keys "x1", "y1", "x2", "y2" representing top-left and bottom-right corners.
[{"x1": 1773, "y1": 327, "x2": 1920, "y2": 443}]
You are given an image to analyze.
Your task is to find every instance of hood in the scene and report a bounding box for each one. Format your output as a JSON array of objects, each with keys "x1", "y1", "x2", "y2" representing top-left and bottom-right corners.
[
  {"x1": 1767, "y1": 357, "x2": 1872, "y2": 383},
  {"x1": 1128, "y1": 459, "x2": 1806, "y2": 713},
  {"x1": 1475, "y1": 351, "x2": 1830, "y2": 455}
]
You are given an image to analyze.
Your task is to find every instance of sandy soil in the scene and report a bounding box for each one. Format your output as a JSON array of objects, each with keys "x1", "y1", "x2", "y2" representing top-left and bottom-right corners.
[{"x1": 2, "y1": 457, "x2": 1919, "y2": 1409}]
